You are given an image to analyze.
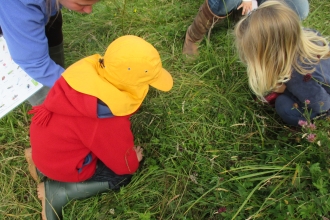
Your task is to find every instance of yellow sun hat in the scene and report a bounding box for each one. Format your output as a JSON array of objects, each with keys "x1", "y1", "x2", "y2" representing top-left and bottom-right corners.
[{"x1": 62, "y1": 35, "x2": 173, "y2": 116}]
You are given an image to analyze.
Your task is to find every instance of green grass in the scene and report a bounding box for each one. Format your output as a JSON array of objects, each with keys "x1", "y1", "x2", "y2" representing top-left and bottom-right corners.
[{"x1": 1, "y1": 0, "x2": 330, "y2": 219}]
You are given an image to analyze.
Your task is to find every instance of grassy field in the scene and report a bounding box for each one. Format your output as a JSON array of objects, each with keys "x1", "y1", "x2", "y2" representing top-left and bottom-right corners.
[{"x1": 1, "y1": 0, "x2": 330, "y2": 219}]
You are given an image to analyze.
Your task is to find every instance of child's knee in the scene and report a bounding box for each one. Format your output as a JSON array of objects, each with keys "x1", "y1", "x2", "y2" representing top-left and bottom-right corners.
[{"x1": 275, "y1": 95, "x2": 294, "y2": 117}]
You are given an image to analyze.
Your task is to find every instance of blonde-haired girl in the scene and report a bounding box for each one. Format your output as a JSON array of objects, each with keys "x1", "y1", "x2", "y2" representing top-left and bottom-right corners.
[
  {"x1": 0, "y1": 0, "x2": 99, "y2": 105},
  {"x1": 235, "y1": 0, "x2": 330, "y2": 126},
  {"x1": 183, "y1": 0, "x2": 309, "y2": 56}
]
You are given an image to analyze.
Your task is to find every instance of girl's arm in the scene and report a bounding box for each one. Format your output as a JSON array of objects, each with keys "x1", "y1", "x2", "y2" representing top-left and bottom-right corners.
[{"x1": 88, "y1": 116, "x2": 140, "y2": 175}]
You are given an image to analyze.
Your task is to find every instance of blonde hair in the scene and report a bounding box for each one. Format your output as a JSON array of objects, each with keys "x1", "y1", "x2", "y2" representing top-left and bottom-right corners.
[{"x1": 234, "y1": 0, "x2": 330, "y2": 98}]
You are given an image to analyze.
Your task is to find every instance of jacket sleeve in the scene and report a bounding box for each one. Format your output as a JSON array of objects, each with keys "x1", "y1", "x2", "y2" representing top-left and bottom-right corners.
[
  {"x1": 0, "y1": 0, "x2": 64, "y2": 87},
  {"x1": 87, "y1": 116, "x2": 139, "y2": 175}
]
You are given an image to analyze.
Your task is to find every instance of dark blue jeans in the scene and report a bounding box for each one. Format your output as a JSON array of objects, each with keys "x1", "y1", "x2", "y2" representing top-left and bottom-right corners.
[
  {"x1": 38, "y1": 159, "x2": 132, "y2": 190},
  {"x1": 275, "y1": 90, "x2": 318, "y2": 126},
  {"x1": 89, "y1": 160, "x2": 132, "y2": 190},
  {"x1": 208, "y1": 0, "x2": 309, "y2": 20}
]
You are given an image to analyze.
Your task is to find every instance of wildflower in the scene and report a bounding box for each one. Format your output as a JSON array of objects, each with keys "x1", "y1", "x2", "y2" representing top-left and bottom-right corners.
[
  {"x1": 303, "y1": 73, "x2": 312, "y2": 82},
  {"x1": 292, "y1": 103, "x2": 299, "y2": 109},
  {"x1": 217, "y1": 207, "x2": 226, "y2": 213},
  {"x1": 307, "y1": 123, "x2": 316, "y2": 130},
  {"x1": 306, "y1": 133, "x2": 316, "y2": 142},
  {"x1": 305, "y1": 100, "x2": 310, "y2": 105},
  {"x1": 298, "y1": 120, "x2": 308, "y2": 127}
]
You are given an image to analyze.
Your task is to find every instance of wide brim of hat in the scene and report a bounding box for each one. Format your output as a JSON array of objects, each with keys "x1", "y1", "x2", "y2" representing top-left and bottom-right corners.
[{"x1": 149, "y1": 68, "x2": 173, "y2": 92}]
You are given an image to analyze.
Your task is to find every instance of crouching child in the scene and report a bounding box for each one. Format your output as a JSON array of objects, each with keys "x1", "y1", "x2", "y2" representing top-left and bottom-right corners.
[{"x1": 25, "y1": 35, "x2": 173, "y2": 220}]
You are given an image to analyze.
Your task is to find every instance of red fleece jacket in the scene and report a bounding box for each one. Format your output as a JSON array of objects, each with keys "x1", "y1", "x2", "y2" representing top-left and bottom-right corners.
[{"x1": 29, "y1": 77, "x2": 139, "y2": 182}]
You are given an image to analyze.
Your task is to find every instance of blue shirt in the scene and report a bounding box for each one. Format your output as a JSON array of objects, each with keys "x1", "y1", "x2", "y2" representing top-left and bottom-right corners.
[
  {"x1": 97, "y1": 99, "x2": 114, "y2": 118},
  {"x1": 0, "y1": 0, "x2": 64, "y2": 87}
]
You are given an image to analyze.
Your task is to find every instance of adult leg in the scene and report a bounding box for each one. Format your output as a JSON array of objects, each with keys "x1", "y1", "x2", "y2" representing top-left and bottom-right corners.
[
  {"x1": 257, "y1": 0, "x2": 309, "y2": 20},
  {"x1": 27, "y1": 11, "x2": 64, "y2": 106},
  {"x1": 182, "y1": 0, "x2": 238, "y2": 56},
  {"x1": 283, "y1": 0, "x2": 309, "y2": 20},
  {"x1": 208, "y1": 0, "x2": 242, "y2": 16},
  {"x1": 46, "y1": 10, "x2": 65, "y2": 68}
]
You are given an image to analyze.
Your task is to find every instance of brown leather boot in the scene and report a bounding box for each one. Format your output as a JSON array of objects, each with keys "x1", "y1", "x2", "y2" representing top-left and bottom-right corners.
[{"x1": 182, "y1": 0, "x2": 230, "y2": 56}]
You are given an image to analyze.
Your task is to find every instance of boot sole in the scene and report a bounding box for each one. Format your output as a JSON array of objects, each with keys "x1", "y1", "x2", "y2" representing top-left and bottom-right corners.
[
  {"x1": 24, "y1": 148, "x2": 39, "y2": 182},
  {"x1": 37, "y1": 182, "x2": 47, "y2": 220},
  {"x1": 38, "y1": 182, "x2": 62, "y2": 220}
]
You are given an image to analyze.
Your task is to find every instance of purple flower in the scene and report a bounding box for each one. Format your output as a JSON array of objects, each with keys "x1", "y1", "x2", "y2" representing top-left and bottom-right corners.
[
  {"x1": 298, "y1": 120, "x2": 308, "y2": 127},
  {"x1": 307, "y1": 133, "x2": 316, "y2": 142},
  {"x1": 307, "y1": 123, "x2": 316, "y2": 130},
  {"x1": 217, "y1": 207, "x2": 226, "y2": 213},
  {"x1": 303, "y1": 74, "x2": 312, "y2": 82},
  {"x1": 305, "y1": 100, "x2": 310, "y2": 105}
]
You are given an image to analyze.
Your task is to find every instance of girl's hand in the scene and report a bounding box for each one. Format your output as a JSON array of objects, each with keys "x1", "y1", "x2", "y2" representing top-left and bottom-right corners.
[
  {"x1": 237, "y1": 1, "x2": 253, "y2": 15},
  {"x1": 273, "y1": 84, "x2": 286, "y2": 93},
  {"x1": 134, "y1": 146, "x2": 144, "y2": 162}
]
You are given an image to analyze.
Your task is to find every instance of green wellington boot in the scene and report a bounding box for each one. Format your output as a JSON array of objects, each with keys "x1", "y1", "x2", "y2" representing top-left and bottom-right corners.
[
  {"x1": 24, "y1": 148, "x2": 46, "y2": 182},
  {"x1": 49, "y1": 42, "x2": 65, "y2": 68},
  {"x1": 37, "y1": 180, "x2": 110, "y2": 220}
]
